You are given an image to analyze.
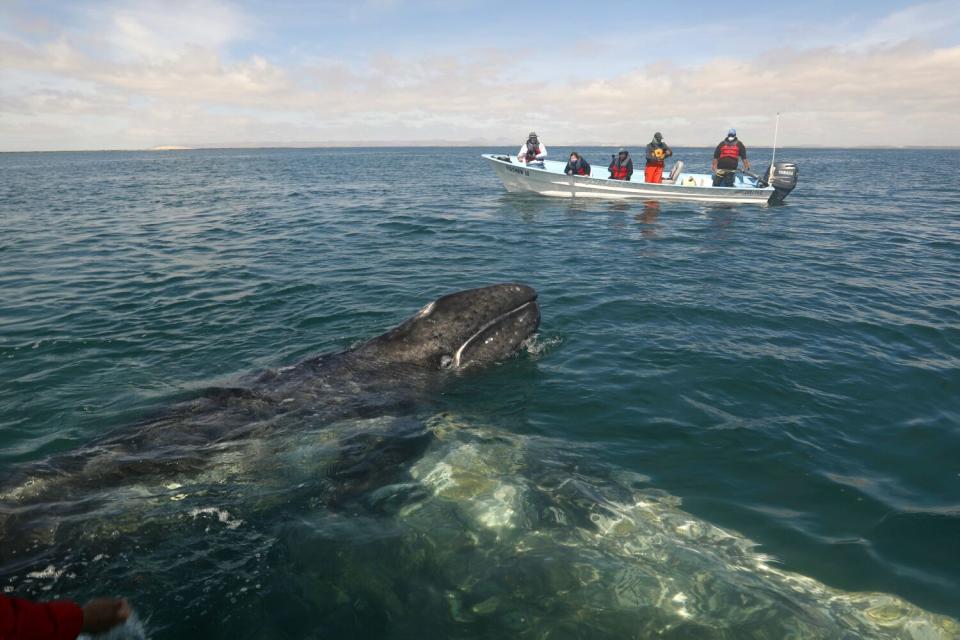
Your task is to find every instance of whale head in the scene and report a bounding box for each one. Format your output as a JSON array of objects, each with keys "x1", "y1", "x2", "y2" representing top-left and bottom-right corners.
[{"x1": 358, "y1": 284, "x2": 540, "y2": 370}]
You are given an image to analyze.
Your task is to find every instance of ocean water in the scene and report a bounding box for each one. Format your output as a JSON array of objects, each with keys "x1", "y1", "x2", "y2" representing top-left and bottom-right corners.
[{"x1": 1, "y1": 147, "x2": 958, "y2": 639}]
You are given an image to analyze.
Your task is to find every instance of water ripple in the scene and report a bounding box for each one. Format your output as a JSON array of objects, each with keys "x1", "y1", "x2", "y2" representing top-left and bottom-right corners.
[{"x1": 1, "y1": 147, "x2": 959, "y2": 633}]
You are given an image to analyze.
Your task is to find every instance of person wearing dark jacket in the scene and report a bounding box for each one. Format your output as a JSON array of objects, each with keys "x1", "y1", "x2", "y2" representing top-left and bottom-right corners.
[
  {"x1": 712, "y1": 128, "x2": 750, "y2": 187},
  {"x1": 644, "y1": 132, "x2": 673, "y2": 183},
  {"x1": 0, "y1": 594, "x2": 130, "y2": 640},
  {"x1": 564, "y1": 151, "x2": 591, "y2": 176},
  {"x1": 608, "y1": 148, "x2": 633, "y2": 181}
]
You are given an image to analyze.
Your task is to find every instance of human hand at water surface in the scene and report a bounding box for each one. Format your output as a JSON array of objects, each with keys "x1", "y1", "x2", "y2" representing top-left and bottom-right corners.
[{"x1": 82, "y1": 597, "x2": 131, "y2": 634}]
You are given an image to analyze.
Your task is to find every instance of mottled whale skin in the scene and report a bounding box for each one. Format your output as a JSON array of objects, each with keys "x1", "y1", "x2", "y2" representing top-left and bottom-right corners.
[
  {"x1": 0, "y1": 283, "x2": 540, "y2": 564},
  {"x1": 273, "y1": 414, "x2": 960, "y2": 640}
]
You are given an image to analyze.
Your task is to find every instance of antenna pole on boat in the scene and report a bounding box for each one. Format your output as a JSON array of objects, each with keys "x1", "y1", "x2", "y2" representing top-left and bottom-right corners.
[{"x1": 770, "y1": 112, "x2": 781, "y2": 172}]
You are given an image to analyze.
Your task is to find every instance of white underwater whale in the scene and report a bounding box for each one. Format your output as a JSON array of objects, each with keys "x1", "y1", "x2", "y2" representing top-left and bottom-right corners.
[{"x1": 272, "y1": 413, "x2": 957, "y2": 639}]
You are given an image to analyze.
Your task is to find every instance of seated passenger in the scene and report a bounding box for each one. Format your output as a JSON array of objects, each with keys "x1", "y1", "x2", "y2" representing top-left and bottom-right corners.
[
  {"x1": 517, "y1": 132, "x2": 547, "y2": 166},
  {"x1": 608, "y1": 148, "x2": 633, "y2": 181},
  {"x1": 564, "y1": 152, "x2": 591, "y2": 176}
]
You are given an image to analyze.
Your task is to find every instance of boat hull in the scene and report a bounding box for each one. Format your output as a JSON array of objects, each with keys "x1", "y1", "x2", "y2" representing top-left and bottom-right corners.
[{"x1": 482, "y1": 154, "x2": 777, "y2": 205}]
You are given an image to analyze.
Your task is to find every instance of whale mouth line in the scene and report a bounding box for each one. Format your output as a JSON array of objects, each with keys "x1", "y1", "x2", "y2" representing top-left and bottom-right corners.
[{"x1": 452, "y1": 300, "x2": 537, "y2": 368}]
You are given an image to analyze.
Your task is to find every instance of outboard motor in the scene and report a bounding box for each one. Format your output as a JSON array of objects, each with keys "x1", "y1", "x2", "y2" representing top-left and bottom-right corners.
[{"x1": 765, "y1": 162, "x2": 798, "y2": 204}]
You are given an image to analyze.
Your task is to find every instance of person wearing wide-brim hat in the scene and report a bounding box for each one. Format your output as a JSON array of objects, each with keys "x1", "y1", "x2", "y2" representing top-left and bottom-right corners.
[{"x1": 518, "y1": 131, "x2": 547, "y2": 166}]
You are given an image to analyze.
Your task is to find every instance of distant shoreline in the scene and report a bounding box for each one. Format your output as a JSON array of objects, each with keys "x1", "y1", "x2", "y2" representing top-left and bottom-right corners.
[{"x1": 2, "y1": 144, "x2": 959, "y2": 154}]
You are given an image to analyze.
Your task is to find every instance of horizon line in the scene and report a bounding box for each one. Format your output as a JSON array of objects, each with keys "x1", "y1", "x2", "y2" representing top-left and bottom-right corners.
[{"x1": 4, "y1": 143, "x2": 960, "y2": 154}]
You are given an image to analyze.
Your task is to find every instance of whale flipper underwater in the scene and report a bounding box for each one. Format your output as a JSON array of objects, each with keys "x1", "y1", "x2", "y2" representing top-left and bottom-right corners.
[
  {"x1": 0, "y1": 283, "x2": 540, "y2": 563},
  {"x1": 2, "y1": 284, "x2": 957, "y2": 639}
]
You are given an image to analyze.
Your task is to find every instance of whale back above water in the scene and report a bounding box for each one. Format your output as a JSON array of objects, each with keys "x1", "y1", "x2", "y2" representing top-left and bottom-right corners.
[
  {"x1": 0, "y1": 284, "x2": 541, "y2": 562},
  {"x1": 353, "y1": 283, "x2": 539, "y2": 370}
]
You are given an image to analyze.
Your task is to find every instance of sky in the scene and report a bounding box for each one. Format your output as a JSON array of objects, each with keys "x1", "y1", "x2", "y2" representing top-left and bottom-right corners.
[{"x1": 1, "y1": 0, "x2": 958, "y2": 151}]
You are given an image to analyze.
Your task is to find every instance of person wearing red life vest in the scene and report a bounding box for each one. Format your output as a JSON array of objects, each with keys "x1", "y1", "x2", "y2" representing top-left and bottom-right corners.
[
  {"x1": 564, "y1": 151, "x2": 591, "y2": 176},
  {"x1": 608, "y1": 148, "x2": 633, "y2": 181},
  {"x1": 644, "y1": 132, "x2": 673, "y2": 183},
  {"x1": 711, "y1": 128, "x2": 751, "y2": 187},
  {"x1": 517, "y1": 132, "x2": 547, "y2": 167},
  {"x1": 0, "y1": 594, "x2": 130, "y2": 640}
]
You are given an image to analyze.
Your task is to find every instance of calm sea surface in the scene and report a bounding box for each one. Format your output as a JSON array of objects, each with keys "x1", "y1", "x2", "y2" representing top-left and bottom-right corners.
[{"x1": 1, "y1": 147, "x2": 958, "y2": 638}]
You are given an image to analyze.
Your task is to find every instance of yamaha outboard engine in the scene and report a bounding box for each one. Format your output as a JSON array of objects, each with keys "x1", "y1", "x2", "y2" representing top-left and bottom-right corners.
[{"x1": 763, "y1": 162, "x2": 798, "y2": 204}]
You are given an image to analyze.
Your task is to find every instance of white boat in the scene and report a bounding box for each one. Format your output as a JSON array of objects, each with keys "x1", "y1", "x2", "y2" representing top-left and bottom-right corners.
[{"x1": 482, "y1": 154, "x2": 798, "y2": 205}]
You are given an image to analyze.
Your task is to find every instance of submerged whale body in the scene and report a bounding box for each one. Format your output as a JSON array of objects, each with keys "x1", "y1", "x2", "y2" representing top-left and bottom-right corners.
[
  {"x1": 0, "y1": 283, "x2": 540, "y2": 563},
  {"x1": 269, "y1": 415, "x2": 959, "y2": 640}
]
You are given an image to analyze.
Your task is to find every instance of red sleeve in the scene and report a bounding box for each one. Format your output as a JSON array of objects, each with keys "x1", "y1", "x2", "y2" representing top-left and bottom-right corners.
[{"x1": 0, "y1": 595, "x2": 84, "y2": 640}]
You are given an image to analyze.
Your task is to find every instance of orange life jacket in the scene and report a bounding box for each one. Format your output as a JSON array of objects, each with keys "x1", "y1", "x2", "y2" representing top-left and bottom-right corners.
[
  {"x1": 718, "y1": 141, "x2": 740, "y2": 161},
  {"x1": 610, "y1": 159, "x2": 630, "y2": 180}
]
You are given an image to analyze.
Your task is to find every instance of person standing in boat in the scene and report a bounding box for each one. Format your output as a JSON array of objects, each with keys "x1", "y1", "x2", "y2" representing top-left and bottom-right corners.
[
  {"x1": 644, "y1": 132, "x2": 673, "y2": 183},
  {"x1": 564, "y1": 151, "x2": 591, "y2": 176},
  {"x1": 517, "y1": 132, "x2": 547, "y2": 167},
  {"x1": 608, "y1": 148, "x2": 633, "y2": 181},
  {"x1": 711, "y1": 128, "x2": 750, "y2": 187}
]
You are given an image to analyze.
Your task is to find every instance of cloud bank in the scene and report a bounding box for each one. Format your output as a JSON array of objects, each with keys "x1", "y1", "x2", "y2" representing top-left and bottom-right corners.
[{"x1": 0, "y1": 0, "x2": 958, "y2": 150}]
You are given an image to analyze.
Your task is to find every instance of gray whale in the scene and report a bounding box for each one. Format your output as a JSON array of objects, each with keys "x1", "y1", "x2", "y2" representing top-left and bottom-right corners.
[{"x1": 0, "y1": 283, "x2": 540, "y2": 565}]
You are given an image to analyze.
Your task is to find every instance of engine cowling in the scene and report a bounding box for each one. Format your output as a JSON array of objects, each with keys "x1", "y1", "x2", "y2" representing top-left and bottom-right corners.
[{"x1": 764, "y1": 162, "x2": 798, "y2": 204}]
